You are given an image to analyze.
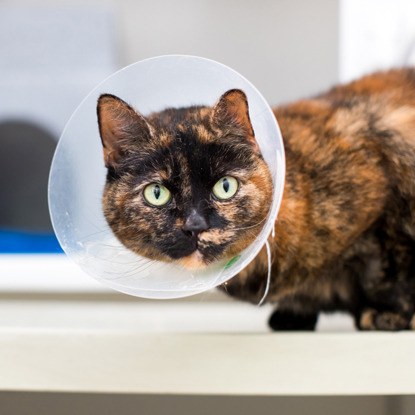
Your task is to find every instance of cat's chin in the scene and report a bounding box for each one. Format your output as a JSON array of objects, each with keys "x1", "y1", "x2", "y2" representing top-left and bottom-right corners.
[{"x1": 176, "y1": 250, "x2": 210, "y2": 270}]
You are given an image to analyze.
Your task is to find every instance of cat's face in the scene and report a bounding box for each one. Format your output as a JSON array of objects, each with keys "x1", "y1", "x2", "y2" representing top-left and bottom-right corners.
[{"x1": 97, "y1": 89, "x2": 272, "y2": 270}]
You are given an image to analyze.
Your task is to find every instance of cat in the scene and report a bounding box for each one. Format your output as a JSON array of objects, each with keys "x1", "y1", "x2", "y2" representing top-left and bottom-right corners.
[
  {"x1": 97, "y1": 90, "x2": 272, "y2": 270},
  {"x1": 97, "y1": 68, "x2": 415, "y2": 331}
]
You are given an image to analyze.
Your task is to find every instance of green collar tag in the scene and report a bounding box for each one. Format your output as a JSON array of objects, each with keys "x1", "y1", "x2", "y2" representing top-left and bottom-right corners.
[{"x1": 225, "y1": 255, "x2": 241, "y2": 270}]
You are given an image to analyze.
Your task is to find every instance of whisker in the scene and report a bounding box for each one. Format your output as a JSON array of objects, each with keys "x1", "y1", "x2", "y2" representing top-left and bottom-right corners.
[
  {"x1": 99, "y1": 258, "x2": 159, "y2": 280},
  {"x1": 227, "y1": 216, "x2": 268, "y2": 232}
]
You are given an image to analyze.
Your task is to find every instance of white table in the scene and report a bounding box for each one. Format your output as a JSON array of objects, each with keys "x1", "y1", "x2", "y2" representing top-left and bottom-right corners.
[{"x1": 0, "y1": 254, "x2": 414, "y2": 415}]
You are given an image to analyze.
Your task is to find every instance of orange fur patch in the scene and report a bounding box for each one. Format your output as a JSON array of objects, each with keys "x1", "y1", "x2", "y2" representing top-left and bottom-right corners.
[{"x1": 177, "y1": 250, "x2": 206, "y2": 270}]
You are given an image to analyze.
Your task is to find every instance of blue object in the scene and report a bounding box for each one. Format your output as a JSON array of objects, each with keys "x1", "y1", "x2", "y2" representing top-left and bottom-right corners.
[{"x1": 0, "y1": 229, "x2": 63, "y2": 253}]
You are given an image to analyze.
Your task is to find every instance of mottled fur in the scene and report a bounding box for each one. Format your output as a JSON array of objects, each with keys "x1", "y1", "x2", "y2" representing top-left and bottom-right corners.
[
  {"x1": 224, "y1": 68, "x2": 415, "y2": 331},
  {"x1": 98, "y1": 69, "x2": 415, "y2": 331},
  {"x1": 98, "y1": 90, "x2": 272, "y2": 270}
]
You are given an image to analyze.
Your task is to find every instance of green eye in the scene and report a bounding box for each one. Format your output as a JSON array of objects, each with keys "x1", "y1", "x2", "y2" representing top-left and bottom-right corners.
[
  {"x1": 143, "y1": 183, "x2": 172, "y2": 206},
  {"x1": 212, "y1": 176, "x2": 238, "y2": 200}
]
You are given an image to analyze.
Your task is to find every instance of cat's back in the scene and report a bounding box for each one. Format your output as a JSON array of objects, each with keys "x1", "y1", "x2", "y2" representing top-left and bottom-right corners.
[
  {"x1": 275, "y1": 68, "x2": 415, "y2": 194},
  {"x1": 269, "y1": 68, "x2": 415, "y2": 277},
  {"x1": 322, "y1": 67, "x2": 415, "y2": 104},
  {"x1": 276, "y1": 68, "x2": 415, "y2": 138}
]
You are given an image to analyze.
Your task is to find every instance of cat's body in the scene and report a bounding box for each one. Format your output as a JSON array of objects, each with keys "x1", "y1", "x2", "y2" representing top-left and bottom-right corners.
[
  {"x1": 225, "y1": 68, "x2": 415, "y2": 330},
  {"x1": 98, "y1": 68, "x2": 415, "y2": 331}
]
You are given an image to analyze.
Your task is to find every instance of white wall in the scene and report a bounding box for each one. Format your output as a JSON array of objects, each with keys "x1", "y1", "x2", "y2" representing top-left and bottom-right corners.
[
  {"x1": 340, "y1": 0, "x2": 415, "y2": 82},
  {"x1": 0, "y1": 6, "x2": 117, "y2": 138},
  {"x1": 113, "y1": 0, "x2": 340, "y2": 105},
  {"x1": 1, "y1": 0, "x2": 340, "y2": 107}
]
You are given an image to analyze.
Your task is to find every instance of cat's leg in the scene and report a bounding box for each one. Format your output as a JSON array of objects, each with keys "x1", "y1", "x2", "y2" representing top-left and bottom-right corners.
[
  {"x1": 356, "y1": 283, "x2": 414, "y2": 331},
  {"x1": 268, "y1": 309, "x2": 318, "y2": 331},
  {"x1": 357, "y1": 308, "x2": 412, "y2": 331},
  {"x1": 351, "y1": 235, "x2": 415, "y2": 330}
]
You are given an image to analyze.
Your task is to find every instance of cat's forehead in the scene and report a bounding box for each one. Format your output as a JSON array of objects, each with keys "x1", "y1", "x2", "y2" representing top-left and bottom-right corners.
[
  {"x1": 148, "y1": 106, "x2": 215, "y2": 144},
  {"x1": 148, "y1": 105, "x2": 212, "y2": 124},
  {"x1": 128, "y1": 105, "x2": 256, "y2": 182}
]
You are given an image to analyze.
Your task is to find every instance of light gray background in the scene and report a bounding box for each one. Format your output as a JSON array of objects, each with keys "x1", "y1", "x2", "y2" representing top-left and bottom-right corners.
[
  {"x1": 1, "y1": 1, "x2": 414, "y2": 413},
  {"x1": 0, "y1": 0, "x2": 339, "y2": 231}
]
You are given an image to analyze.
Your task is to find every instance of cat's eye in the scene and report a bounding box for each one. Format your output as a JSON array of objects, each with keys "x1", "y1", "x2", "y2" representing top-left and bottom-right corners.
[
  {"x1": 212, "y1": 176, "x2": 239, "y2": 201},
  {"x1": 143, "y1": 183, "x2": 172, "y2": 207}
]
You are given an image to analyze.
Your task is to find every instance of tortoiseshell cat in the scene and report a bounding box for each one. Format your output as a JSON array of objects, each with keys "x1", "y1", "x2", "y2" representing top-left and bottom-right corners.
[{"x1": 98, "y1": 68, "x2": 415, "y2": 331}]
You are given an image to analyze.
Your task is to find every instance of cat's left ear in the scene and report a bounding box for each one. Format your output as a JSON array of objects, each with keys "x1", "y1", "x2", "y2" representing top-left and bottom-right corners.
[
  {"x1": 211, "y1": 89, "x2": 259, "y2": 152},
  {"x1": 97, "y1": 94, "x2": 151, "y2": 169}
]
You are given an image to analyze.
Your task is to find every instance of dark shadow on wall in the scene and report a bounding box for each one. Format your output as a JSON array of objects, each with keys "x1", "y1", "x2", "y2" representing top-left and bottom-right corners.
[{"x1": 0, "y1": 120, "x2": 57, "y2": 232}]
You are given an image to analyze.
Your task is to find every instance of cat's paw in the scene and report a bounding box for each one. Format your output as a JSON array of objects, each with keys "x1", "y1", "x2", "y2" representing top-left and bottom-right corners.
[
  {"x1": 359, "y1": 308, "x2": 410, "y2": 331},
  {"x1": 268, "y1": 309, "x2": 318, "y2": 331}
]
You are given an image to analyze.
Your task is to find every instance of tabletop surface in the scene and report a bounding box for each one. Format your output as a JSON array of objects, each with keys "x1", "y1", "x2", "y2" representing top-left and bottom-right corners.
[{"x1": 0, "y1": 254, "x2": 414, "y2": 396}]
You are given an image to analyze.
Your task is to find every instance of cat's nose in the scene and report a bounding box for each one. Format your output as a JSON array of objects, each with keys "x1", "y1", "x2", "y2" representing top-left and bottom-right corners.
[{"x1": 182, "y1": 209, "x2": 208, "y2": 238}]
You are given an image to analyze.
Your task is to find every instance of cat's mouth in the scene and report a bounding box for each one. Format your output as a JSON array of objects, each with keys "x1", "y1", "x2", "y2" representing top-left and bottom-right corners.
[
  {"x1": 172, "y1": 234, "x2": 211, "y2": 270},
  {"x1": 176, "y1": 249, "x2": 207, "y2": 270},
  {"x1": 174, "y1": 232, "x2": 231, "y2": 270}
]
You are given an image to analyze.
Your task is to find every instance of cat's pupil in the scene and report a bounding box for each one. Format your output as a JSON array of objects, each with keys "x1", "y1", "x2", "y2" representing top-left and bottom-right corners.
[
  {"x1": 223, "y1": 178, "x2": 230, "y2": 193},
  {"x1": 154, "y1": 185, "x2": 161, "y2": 199}
]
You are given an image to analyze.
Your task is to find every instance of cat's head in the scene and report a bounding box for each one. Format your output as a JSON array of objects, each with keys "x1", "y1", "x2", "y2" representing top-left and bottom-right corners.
[{"x1": 97, "y1": 89, "x2": 272, "y2": 270}]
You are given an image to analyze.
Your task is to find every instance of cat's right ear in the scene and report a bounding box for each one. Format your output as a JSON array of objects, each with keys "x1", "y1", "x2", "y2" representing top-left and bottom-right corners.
[
  {"x1": 97, "y1": 94, "x2": 151, "y2": 169},
  {"x1": 211, "y1": 89, "x2": 260, "y2": 152}
]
